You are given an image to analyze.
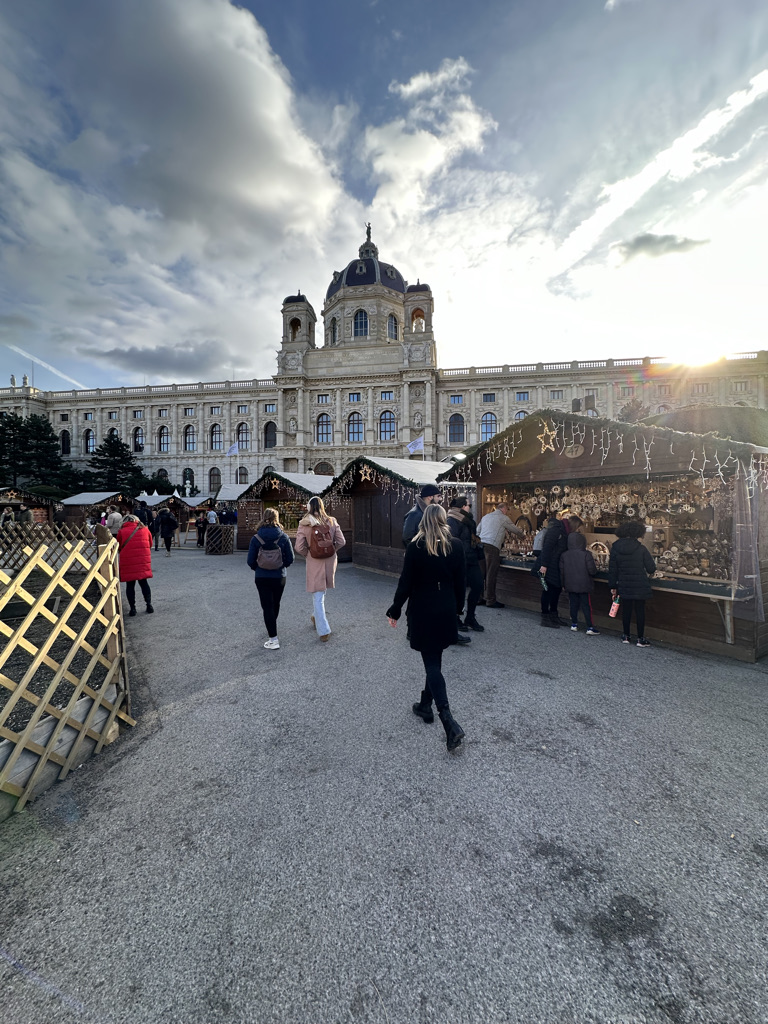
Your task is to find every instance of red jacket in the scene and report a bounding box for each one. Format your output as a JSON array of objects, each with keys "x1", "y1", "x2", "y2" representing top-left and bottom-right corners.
[{"x1": 117, "y1": 522, "x2": 153, "y2": 582}]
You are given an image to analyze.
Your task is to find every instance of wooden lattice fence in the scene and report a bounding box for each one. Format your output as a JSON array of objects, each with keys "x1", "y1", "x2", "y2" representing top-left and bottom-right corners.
[
  {"x1": 0, "y1": 527, "x2": 134, "y2": 817},
  {"x1": 205, "y1": 524, "x2": 235, "y2": 555},
  {"x1": 0, "y1": 522, "x2": 97, "y2": 574}
]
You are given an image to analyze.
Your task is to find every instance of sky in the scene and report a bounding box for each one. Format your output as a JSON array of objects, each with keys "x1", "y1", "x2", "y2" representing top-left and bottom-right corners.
[{"x1": 1, "y1": 0, "x2": 767, "y2": 392}]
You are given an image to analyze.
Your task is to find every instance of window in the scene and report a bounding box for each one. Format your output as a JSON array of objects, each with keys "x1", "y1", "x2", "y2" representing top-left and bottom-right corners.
[
  {"x1": 158, "y1": 408, "x2": 168, "y2": 417},
  {"x1": 330, "y1": 318, "x2": 338, "y2": 345},
  {"x1": 237, "y1": 467, "x2": 249, "y2": 485},
  {"x1": 585, "y1": 388, "x2": 598, "y2": 397},
  {"x1": 349, "y1": 393, "x2": 360, "y2": 402},
  {"x1": 84, "y1": 412, "x2": 93, "y2": 421},
  {"x1": 481, "y1": 412, "x2": 498, "y2": 442},
  {"x1": 516, "y1": 391, "x2": 529, "y2": 402},
  {"x1": 354, "y1": 309, "x2": 369, "y2": 337},
  {"x1": 657, "y1": 385, "x2": 670, "y2": 396},
  {"x1": 483, "y1": 393, "x2": 495, "y2": 403},
  {"x1": 381, "y1": 390, "x2": 393, "y2": 401},
  {"x1": 387, "y1": 314, "x2": 398, "y2": 340},
  {"x1": 733, "y1": 381, "x2": 748, "y2": 392},
  {"x1": 514, "y1": 410, "x2": 527, "y2": 421},
  {"x1": 317, "y1": 394, "x2": 330, "y2": 404},
  {"x1": 210, "y1": 406, "x2": 221, "y2": 415},
  {"x1": 184, "y1": 424, "x2": 197, "y2": 452},
  {"x1": 237, "y1": 422, "x2": 250, "y2": 450},
  {"x1": 264, "y1": 422, "x2": 277, "y2": 449},
  {"x1": 620, "y1": 386, "x2": 634, "y2": 398},
  {"x1": 107, "y1": 428, "x2": 118, "y2": 439},
  {"x1": 448, "y1": 413, "x2": 465, "y2": 444},
  {"x1": 84, "y1": 428, "x2": 96, "y2": 453},
  {"x1": 157, "y1": 468, "x2": 169, "y2": 480},
  {"x1": 586, "y1": 409, "x2": 598, "y2": 418},
  {"x1": 210, "y1": 424, "x2": 223, "y2": 450},
  {"x1": 158, "y1": 426, "x2": 170, "y2": 453},
  {"x1": 379, "y1": 410, "x2": 396, "y2": 441},
  {"x1": 60, "y1": 413, "x2": 69, "y2": 422},
  {"x1": 450, "y1": 395, "x2": 463, "y2": 405},
  {"x1": 108, "y1": 411, "x2": 118, "y2": 420},
  {"x1": 315, "y1": 462, "x2": 335, "y2": 476},
  {"x1": 656, "y1": 405, "x2": 671, "y2": 414},
  {"x1": 289, "y1": 318, "x2": 300, "y2": 341},
  {"x1": 61, "y1": 430, "x2": 71, "y2": 456},
  {"x1": 184, "y1": 407, "x2": 194, "y2": 416},
  {"x1": 209, "y1": 468, "x2": 221, "y2": 492},
  {"x1": 237, "y1": 404, "x2": 248, "y2": 414},
  {"x1": 692, "y1": 383, "x2": 710, "y2": 395},
  {"x1": 550, "y1": 389, "x2": 563, "y2": 401},
  {"x1": 316, "y1": 413, "x2": 332, "y2": 444},
  {"x1": 348, "y1": 412, "x2": 363, "y2": 443},
  {"x1": 133, "y1": 410, "x2": 143, "y2": 419},
  {"x1": 265, "y1": 403, "x2": 276, "y2": 413},
  {"x1": 133, "y1": 426, "x2": 144, "y2": 453}
]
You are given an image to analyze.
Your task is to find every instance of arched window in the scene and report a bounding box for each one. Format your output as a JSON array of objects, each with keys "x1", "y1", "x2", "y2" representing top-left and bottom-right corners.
[
  {"x1": 379, "y1": 410, "x2": 396, "y2": 441},
  {"x1": 289, "y1": 317, "x2": 301, "y2": 341},
  {"x1": 236, "y1": 422, "x2": 250, "y2": 450},
  {"x1": 586, "y1": 408, "x2": 598, "y2": 418},
  {"x1": 348, "y1": 412, "x2": 363, "y2": 443},
  {"x1": 387, "y1": 314, "x2": 398, "y2": 341},
  {"x1": 84, "y1": 429, "x2": 96, "y2": 454},
  {"x1": 237, "y1": 467, "x2": 248, "y2": 484},
  {"x1": 209, "y1": 468, "x2": 221, "y2": 493},
  {"x1": 448, "y1": 413, "x2": 465, "y2": 444},
  {"x1": 411, "y1": 308, "x2": 425, "y2": 332},
  {"x1": 133, "y1": 426, "x2": 144, "y2": 453},
  {"x1": 264, "y1": 422, "x2": 276, "y2": 449},
  {"x1": 316, "y1": 413, "x2": 332, "y2": 444},
  {"x1": 315, "y1": 462, "x2": 335, "y2": 476},
  {"x1": 157, "y1": 469, "x2": 169, "y2": 481},
  {"x1": 158, "y1": 425, "x2": 170, "y2": 453},
  {"x1": 61, "y1": 430, "x2": 71, "y2": 456},
  {"x1": 481, "y1": 412, "x2": 498, "y2": 443},
  {"x1": 210, "y1": 424, "x2": 223, "y2": 451},
  {"x1": 330, "y1": 318, "x2": 338, "y2": 345},
  {"x1": 514, "y1": 410, "x2": 527, "y2": 421},
  {"x1": 184, "y1": 424, "x2": 197, "y2": 452},
  {"x1": 354, "y1": 309, "x2": 369, "y2": 337},
  {"x1": 656, "y1": 405, "x2": 670, "y2": 414},
  {"x1": 107, "y1": 427, "x2": 118, "y2": 439}
]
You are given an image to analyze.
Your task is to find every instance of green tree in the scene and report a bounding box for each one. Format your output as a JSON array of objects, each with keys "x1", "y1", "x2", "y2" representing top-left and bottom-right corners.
[
  {"x1": 23, "y1": 414, "x2": 64, "y2": 484},
  {"x1": 132, "y1": 472, "x2": 175, "y2": 496},
  {"x1": 88, "y1": 433, "x2": 144, "y2": 492},
  {"x1": 617, "y1": 397, "x2": 650, "y2": 423},
  {"x1": 0, "y1": 412, "x2": 27, "y2": 486}
]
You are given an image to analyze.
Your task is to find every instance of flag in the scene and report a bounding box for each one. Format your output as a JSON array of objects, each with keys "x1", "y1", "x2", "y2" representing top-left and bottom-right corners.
[
  {"x1": 226, "y1": 443, "x2": 239, "y2": 457},
  {"x1": 407, "y1": 435, "x2": 424, "y2": 454}
]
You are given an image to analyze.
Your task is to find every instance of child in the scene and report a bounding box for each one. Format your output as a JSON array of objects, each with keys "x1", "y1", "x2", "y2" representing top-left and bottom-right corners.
[{"x1": 559, "y1": 532, "x2": 600, "y2": 634}]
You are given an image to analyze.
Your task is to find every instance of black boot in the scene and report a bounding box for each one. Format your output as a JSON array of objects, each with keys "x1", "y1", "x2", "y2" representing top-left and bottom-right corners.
[
  {"x1": 548, "y1": 613, "x2": 561, "y2": 628},
  {"x1": 439, "y1": 707, "x2": 465, "y2": 751},
  {"x1": 541, "y1": 612, "x2": 556, "y2": 627},
  {"x1": 412, "y1": 690, "x2": 434, "y2": 724},
  {"x1": 464, "y1": 616, "x2": 485, "y2": 632},
  {"x1": 128, "y1": 606, "x2": 137, "y2": 617},
  {"x1": 146, "y1": 603, "x2": 154, "y2": 613},
  {"x1": 457, "y1": 616, "x2": 470, "y2": 632}
]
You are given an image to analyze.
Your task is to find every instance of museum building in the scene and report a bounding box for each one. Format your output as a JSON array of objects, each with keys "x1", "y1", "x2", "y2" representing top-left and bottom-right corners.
[{"x1": 1, "y1": 228, "x2": 767, "y2": 495}]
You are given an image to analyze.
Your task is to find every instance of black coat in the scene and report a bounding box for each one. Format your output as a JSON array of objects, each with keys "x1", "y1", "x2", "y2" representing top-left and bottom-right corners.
[
  {"x1": 537, "y1": 521, "x2": 568, "y2": 588},
  {"x1": 402, "y1": 503, "x2": 425, "y2": 547},
  {"x1": 387, "y1": 537, "x2": 466, "y2": 652},
  {"x1": 608, "y1": 537, "x2": 656, "y2": 600},
  {"x1": 559, "y1": 533, "x2": 597, "y2": 593},
  {"x1": 157, "y1": 510, "x2": 178, "y2": 538},
  {"x1": 447, "y1": 508, "x2": 475, "y2": 560}
]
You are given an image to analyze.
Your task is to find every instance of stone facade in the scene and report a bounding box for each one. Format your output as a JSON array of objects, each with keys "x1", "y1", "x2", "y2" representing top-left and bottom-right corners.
[{"x1": 2, "y1": 231, "x2": 767, "y2": 494}]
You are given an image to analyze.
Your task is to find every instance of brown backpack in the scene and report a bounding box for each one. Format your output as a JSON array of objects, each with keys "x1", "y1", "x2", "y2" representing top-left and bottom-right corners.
[
  {"x1": 256, "y1": 532, "x2": 285, "y2": 570},
  {"x1": 308, "y1": 520, "x2": 335, "y2": 559}
]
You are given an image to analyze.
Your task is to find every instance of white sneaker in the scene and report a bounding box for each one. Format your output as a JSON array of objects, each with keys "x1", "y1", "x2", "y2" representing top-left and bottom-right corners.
[{"x1": 264, "y1": 637, "x2": 280, "y2": 650}]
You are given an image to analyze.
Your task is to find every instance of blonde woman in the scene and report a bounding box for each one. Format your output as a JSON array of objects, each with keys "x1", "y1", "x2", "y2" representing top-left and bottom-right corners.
[
  {"x1": 294, "y1": 496, "x2": 346, "y2": 642},
  {"x1": 387, "y1": 503, "x2": 467, "y2": 751}
]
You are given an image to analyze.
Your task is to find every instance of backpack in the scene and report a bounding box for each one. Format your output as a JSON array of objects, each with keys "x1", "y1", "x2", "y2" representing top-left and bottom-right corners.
[
  {"x1": 308, "y1": 520, "x2": 335, "y2": 559},
  {"x1": 256, "y1": 533, "x2": 285, "y2": 570}
]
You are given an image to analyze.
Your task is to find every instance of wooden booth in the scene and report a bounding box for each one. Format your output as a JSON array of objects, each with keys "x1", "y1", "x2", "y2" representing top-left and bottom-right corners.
[
  {"x1": 60, "y1": 491, "x2": 133, "y2": 526},
  {"x1": 0, "y1": 487, "x2": 56, "y2": 526},
  {"x1": 320, "y1": 457, "x2": 475, "y2": 574},
  {"x1": 439, "y1": 411, "x2": 768, "y2": 661},
  {"x1": 236, "y1": 471, "x2": 337, "y2": 553}
]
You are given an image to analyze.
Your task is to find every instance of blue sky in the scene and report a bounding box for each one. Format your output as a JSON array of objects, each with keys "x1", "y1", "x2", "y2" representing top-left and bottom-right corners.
[{"x1": 1, "y1": 0, "x2": 767, "y2": 391}]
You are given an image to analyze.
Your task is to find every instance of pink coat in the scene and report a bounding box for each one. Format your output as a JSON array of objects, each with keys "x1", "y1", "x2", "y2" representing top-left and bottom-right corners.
[{"x1": 294, "y1": 515, "x2": 346, "y2": 592}]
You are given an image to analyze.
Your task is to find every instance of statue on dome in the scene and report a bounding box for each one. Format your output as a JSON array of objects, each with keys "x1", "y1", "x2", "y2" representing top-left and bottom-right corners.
[{"x1": 365, "y1": 222, "x2": 371, "y2": 242}]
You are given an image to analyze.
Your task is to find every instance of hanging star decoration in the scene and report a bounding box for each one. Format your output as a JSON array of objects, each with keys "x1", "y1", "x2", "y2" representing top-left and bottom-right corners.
[
  {"x1": 537, "y1": 419, "x2": 557, "y2": 453},
  {"x1": 359, "y1": 464, "x2": 374, "y2": 482},
  {"x1": 269, "y1": 477, "x2": 281, "y2": 490}
]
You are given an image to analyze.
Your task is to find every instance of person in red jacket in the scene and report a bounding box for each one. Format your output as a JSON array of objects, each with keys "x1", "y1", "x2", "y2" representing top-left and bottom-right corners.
[{"x1": 117, "y1": 514, "x2": 154, "y2": 616}]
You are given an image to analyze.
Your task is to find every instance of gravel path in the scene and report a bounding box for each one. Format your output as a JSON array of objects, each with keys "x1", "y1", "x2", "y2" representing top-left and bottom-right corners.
[{"x1": 1, "y1": 545, "x2": 767, "y2": 1024}]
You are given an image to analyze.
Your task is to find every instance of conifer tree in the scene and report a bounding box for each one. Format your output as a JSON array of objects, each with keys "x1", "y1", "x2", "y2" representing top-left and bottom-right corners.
[
  {"x1": 23, "y1": 414, "x2": 64, "y2": 484},
  {"x1": 88, "y1": 433, "x2": 144, "y2": 492},
  {"x1": 0, "y1": 412, "x2": 27, "y2": 486}
]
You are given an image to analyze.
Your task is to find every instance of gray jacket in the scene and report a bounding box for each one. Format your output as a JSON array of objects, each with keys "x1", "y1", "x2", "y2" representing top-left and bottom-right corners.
[{"x1": 477, "y1": 509, "x2": 522, "y2": 550}]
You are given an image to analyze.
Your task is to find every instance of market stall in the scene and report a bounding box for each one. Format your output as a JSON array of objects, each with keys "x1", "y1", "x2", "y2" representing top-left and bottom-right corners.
[
  {"x1": 439, "y1": 410, "x2": 768, "y2": 661},
  {"x1": 60, "y1": 491, "x2": 133, "y2": 526},
  {"x1": 320, "y1": 457, "x2": 475, "y2": 574},
  {"x1": 236, "y1": 471, "x2": 336, "y2": 553},
  {"x1": 0, "y1": 488, "x2": 56, "y2": 526}
]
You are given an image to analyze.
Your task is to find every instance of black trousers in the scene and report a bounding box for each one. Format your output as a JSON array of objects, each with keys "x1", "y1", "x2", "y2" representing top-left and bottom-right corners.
[
  {"x1": 568, "y1": 592, "x2": 593, "y2": 627},
  {"x1": 622, "y1": 599, "x2": 646, "y2": 638},
  {"x1": 126, "y1": 578, "x2": 151, "y2": 608},
  {"x1": 541, "y1": 585, "x2": 562, "y2": 616},
  {"x1": 163, "y1": 535, "x2": 173, "y2": 552},
  {"x1": 466, "y1": 560, "x2": 484, "y2": 619},
  {"x1": 420, "y1": 648, "x2": 449, "y2": 713},
  {"x1": 256, "y1": 577, "x2": 286, "y2": 638}
]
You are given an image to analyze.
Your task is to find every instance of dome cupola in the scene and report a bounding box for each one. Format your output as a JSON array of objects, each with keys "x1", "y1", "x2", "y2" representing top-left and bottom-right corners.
[{"x1": 325, "y1": 224, "x2": 406, "y2": 300}]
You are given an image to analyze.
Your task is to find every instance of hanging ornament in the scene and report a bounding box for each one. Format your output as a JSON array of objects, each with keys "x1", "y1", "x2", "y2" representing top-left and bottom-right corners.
[
  {"x1": 537, "y1": 419, "x2": 557, "y2": 453},
  {"x1": 359, "y1": 464, "x2": 374, "y2": 482}
]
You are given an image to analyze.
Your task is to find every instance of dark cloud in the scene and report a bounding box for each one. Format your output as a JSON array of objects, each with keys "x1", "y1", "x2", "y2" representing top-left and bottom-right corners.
[
  {"x1": 79, "y1": 341, "x2": 249, "y2": 383},
  {"x1": 615, "y1": 233, "x2": 709, "y2": 261}
]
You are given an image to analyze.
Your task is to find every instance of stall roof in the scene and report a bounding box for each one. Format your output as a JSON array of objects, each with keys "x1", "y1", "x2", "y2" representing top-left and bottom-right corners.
[
  {"x1": 61, "y1": 491, "x2": 125, "y2": 506},
  {"x1": 239, "y1": 471, "x2": 333, "y2": 500},
  {"x1": 322, "y1": 456, "x2": 474, "y2": 495},
  {"x1": 0, "y1": 487, "x2": 57, "y2": 506},
  {"x1": 177, "y1": 496, "x2": 214, "y2": 508},
  {"x1": 216, "y1": 483, "x2": 250, "y2": 502}
]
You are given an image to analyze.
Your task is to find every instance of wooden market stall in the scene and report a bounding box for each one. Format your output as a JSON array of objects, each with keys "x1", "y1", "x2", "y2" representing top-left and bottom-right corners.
[
  {"x1": 60, "y1": 491, "x2": 133, "y2": 526},
  {"x1": 439, "y1": 410, "x2": 768, "y2": 662},
  {"x1": 0, "y1": 487, "x2": 56, "y2": 526},
  {"x1": 320, "y1": 457, "x2": 475, "y2": 574},
  {"x1": 236, "y1": 471, "x2": 336, "y2": 553}
]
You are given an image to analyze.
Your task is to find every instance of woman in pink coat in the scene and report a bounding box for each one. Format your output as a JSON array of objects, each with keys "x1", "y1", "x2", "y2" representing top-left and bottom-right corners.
[{"x1": 294, "y1": 496, "x2": 345, "y2": 642}]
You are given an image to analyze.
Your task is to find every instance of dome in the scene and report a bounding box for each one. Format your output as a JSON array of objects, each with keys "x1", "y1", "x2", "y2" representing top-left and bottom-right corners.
[
  {"x1": 406, "y1": 281, "x2": 430, "y2": 293},
  {"x1": 283, "y1": 293, "x2": 307, "y2": 305},
  {"x1": 325, "y1": 228, "x2": 406, "y2": 300}
]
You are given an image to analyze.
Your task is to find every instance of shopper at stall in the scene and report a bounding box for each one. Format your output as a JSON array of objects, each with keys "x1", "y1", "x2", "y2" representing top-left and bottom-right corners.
[
  {"x1": 402, "y1": 484, "x2": 442, "y2": 547},
  {"x1": 608, "y1": 519, "x2": 656, "y2": 647},
  {"x1": 0, "y1": 506, "x2": 15, "y2": 528},
  {"x1": 117, "y1": 514, "x2": 153, "y2": 616},
  {"x1": 295, "y1": 495, "x2": 346, "y2": 642},
  {"x1": 559, "y1": 532, "x2": 600, "y2": 634},
  {"x1": 537, "y1": 515, "x2": 569, "y2": 627},
  {"x1": 105, "y1": 505, "x2": 123, "y2": 536},
  {"x1": 447, "y1": 495, "x2": 485, "y2": 631},
  {"x1": 477, "y1": 501, "x2": 523, "y2": 608},
  {"x1": 387, "y1": 503, "x2": 466, "y2": 752},
  {"x1": 247, "y1": 508, "x2": 295, "y2": 650}
]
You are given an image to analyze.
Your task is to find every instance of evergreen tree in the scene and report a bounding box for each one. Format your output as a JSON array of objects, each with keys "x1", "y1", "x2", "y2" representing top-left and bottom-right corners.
[
  {"x1": 88, "y1": 433, "x2": 144, "y2": 492},
  {"x1": 132, "y1": 472, "x2": 175, "y2": 496},
  {"x1": 23, "y1": 414, "x2": 64, "y2": 484},
  {"x1": 0, "y1": 412, "x2": 27, "y2": 486},
  {"x1": 617, "y1": 397, "x2": 650, "y2": 423}
]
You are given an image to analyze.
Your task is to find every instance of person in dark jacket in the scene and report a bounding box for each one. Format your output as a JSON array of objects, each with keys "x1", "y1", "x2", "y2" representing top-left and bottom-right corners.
[
  {"x1": 559, "y1": 532, "x2": 599, "y2": 634},
  {"x1": 447, "y1": 495, "x2": 485, "y2": 632},
  {"x1": 117, "y1": 514, "x2": 154, "y2": 616},
  {"x1": 608, "y1": 519, "x2": 656, "y2": 647},
  {"x1": 402, "y1": 483, "x2": 442, "y2": 547},
  {"x1": 537, "y1": 516, "x2": 568, "y2": 627},
  {"x1": 247, "y1": 508, "x2": 295, "y2": 650},
  {"x1": 134, "y1": 501, "x2": 152, "y2": 527},
  {"x1": 157, "y1": 507, "x2": 178, "y2": 557},
  {"x1": 387, "y1": 504, "x2": 466, "y2": 751}
]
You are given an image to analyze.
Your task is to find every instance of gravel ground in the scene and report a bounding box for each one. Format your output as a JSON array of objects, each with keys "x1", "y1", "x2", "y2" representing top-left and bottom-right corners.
[{"x1": 1, "y1": 545, "x2": 767, "y2": 1024}]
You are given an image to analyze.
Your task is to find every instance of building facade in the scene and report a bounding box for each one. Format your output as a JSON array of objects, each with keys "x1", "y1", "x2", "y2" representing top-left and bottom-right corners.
[{"x1": 2, "y1": 229, "x2": 767, "y2": 494}]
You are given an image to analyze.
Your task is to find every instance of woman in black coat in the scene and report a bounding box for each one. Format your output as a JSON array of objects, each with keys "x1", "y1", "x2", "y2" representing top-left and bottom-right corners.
[
  {"x1": 608, "y1": 519, "x2": 656, "y2": 647},
  {"x1": 156, "y1": 507, "x2": 179, "y2": 557},
  {"x1": 387, "y1": 503, "x2": 466, "y2": 750},
  {"x1": 537, "y1": 516, "x2": 568, "y2": 626}
]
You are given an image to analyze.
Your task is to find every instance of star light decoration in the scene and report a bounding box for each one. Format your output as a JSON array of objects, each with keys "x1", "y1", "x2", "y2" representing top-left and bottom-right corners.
[
  {"x1": 359, "y1": 464, "x2": 374, "y2": 482},
  {"x1": 537, "y1": 420, "x2": 558, "y2": 453}
]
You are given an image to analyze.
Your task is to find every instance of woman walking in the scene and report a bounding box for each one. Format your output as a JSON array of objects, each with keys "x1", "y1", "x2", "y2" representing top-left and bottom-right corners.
[
  {"x1": 117, "y1": 514, "x2": 154, "y2": 616},
  {"x1": 295, "y1": 496, "x2": 346, "y2": 642},
  {"x1": 157, "y1": 506, "x2": 178, "y2": 557},
  {"x1": 247, "y1": 508, "x2": 294, "y2": 650},
  {"x1": 608, "y1": 519, "x2": 656, "y2": 647},
  {"x1": 387, "y1": 503, "x2": 466, "y2": 751}
]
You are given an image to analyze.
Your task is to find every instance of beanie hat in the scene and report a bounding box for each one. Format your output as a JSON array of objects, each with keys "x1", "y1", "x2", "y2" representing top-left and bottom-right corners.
[{"x1": 420, "y1": 484, "x2": 440, "y2": 498}]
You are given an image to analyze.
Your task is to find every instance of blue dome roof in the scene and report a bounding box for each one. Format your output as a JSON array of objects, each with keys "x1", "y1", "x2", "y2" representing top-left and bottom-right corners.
[{"x1": 326, "y1": 230, "x2": 406, "y2": 300}]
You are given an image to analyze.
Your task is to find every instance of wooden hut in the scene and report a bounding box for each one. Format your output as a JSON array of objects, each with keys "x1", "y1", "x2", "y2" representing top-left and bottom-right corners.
[
  {"x1": 438, "y1": 410, "x2": 768, "y2": 661},
  {"x1": 60, "y1": 491, "x2": 133, "y2": 526},
  {"x1": 0, "y1": 487, "x2": 56, "y2": 526},
  {"x1": 236, "y1": 471, "x2": 335, "y2": 552}
]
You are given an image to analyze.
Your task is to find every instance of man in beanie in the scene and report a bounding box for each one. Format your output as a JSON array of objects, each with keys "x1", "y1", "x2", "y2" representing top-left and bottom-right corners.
[
  {"x1": 477, "y1": 501, "x2": 523, "y2": 608},
  {"x1": 402, "y1": 484, "x2": 442, "y2": 547}
]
